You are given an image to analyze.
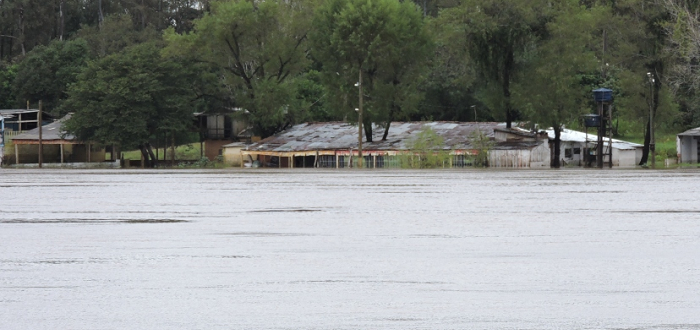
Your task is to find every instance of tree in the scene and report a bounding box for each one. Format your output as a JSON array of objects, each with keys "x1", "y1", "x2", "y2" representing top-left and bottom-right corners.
[
  {"x1": 12, "y1": 38, "x2": 90, "y2": 113},
  {"x1": 419, "y1": 7, "x2": 481, "y2": 122},
  {"x1": 165, "y1": 0, "x2": 315, "y2": 137},
  {"x1": 0, "y1": 60, "x2": 17, "y2": 108},
  {"x1": 77, "y1": 14, "x2": 161, "y2": 58},
  {"x1": 514, "y1": 1, "x2": 601, "y2": 168},
  {"x1": 61, "y1": 42, "x2": 197, "y2": 164},
  {"x1": 401, "y1": 126, "x2": 451, "y2": 168},
  {"x1": 311, "y1": 0, "x2": 432, "y2": 141},
  {"x1": 661, "y1": 0, "x2": 700, "y2": 128},
  {"x1": 441, "y1": 0, "x2": 548, "y2": 128}
]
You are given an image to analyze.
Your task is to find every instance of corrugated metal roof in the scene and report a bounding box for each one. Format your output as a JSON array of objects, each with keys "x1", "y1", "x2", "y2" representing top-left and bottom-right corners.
[
  {"x1": 678, "y1": 127, "x2": 700, "y2": 137},
  {"x1": 0, "y1": 109, "x2": 40, "y2": 115},
  {"x1": 545, "y1": 128, "x2": 642, "y2": 150},
  {"x1": 12, "y1": 114, "x2": 74, "y2": 141},
  {"x1": 248, "y1": 122, "x2": 544, "y2": 152}
]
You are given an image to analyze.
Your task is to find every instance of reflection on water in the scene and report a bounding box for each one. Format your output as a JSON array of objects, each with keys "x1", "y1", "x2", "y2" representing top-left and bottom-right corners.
[{"x1": 1, "y1": 168, "x2": 700, "y2": 329}]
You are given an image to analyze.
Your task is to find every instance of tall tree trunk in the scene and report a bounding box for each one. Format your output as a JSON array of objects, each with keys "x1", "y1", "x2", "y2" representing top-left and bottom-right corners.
[
  {"x1": 170, "y1": 133, "x2": 175, "y2": 166},
  {"x1": 146, "y1": 142, "x2": 157, "y2": 168},
  {"x1": 139, "y1": 144, "x2": 150, "y2": 167},
  {"x1": 363, "y1": 118, "x2": 372, "y2": 143},
  {"x1": 382, "y1": 121, "x2": 391, "y2": 141},
  {"x1": 98, "y1": 0, "x2": 104, "y2": 25},
  {"x1": 552, "y1": 126, "x2": 561, "y2": 168},
  {"x1": 639, "y1": 119, "x2": 651, "y2": 165},
  {"x1": 59, "y1": 0, "x2": 65, "y2": 41},
  {"x1": 382, "y1": 104, "x2": 397, "y2": 141},
  {"x1": 18, "y1": 4, "x2": 25, "y2": 55},
  {"x1": 503, "y1": 48, "x2": 514, "y2": 128},
  {"x1": 141, "y1": 0, "x2": 146, "y2": 29}
]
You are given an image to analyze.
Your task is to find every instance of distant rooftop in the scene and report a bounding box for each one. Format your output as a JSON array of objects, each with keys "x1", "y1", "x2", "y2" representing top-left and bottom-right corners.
[
  {"x1": 249, "y1": 121, "x2": 544, "y2": 152},
  {"x1": 544, "y1": 128, "x2": 643, "y2": 150},
  {"x1": 12, "y1": 114, "x2": 74, "y2": 141}
]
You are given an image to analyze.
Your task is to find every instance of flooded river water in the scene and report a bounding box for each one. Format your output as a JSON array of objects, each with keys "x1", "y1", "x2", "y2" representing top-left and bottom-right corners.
[{"x1": 1, "y1": 168, "x2": 700, "y2": 329}]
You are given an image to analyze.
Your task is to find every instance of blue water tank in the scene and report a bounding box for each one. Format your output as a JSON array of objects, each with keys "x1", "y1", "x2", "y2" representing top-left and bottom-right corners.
[
  {"x1": 583, "y1": 114, "x2": 601, "y2": 127},
  {"x1": 593, "y1": 88, "x2": 613, "y2": 102}
]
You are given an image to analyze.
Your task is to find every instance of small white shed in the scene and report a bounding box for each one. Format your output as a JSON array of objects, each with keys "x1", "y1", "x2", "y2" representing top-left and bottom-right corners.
[{"x1": 677, "y1": 127, "x2": 700, "y2": 163}]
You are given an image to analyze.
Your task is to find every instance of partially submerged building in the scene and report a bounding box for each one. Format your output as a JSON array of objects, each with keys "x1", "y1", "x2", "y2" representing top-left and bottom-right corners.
[
  {"x1": 238, "y1": 122, "x2": 550, "y2": 168},
  {"x1": 9, "y1": 114, "x2": 109, "y2": 166},
  {"x1": 677, "y1": 127, "x2": 700, "y2": 163},
  {"x1": 545, "y1": 128, "x2": 643, "y2": 167},
  {"x1": 194, "y1": 109, "x2": 251, "y2": 161}
]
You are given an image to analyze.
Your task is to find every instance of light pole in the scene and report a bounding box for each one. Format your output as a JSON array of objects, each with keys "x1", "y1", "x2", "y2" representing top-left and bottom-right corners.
[{"x1": 647, "y1": 72, "x2": 655, "y2": 168}]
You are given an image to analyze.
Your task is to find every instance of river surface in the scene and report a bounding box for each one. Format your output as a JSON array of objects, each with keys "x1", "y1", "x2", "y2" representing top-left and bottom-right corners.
[{"x1": 1, "y1": 168, "x2": 699, "y2": 329}]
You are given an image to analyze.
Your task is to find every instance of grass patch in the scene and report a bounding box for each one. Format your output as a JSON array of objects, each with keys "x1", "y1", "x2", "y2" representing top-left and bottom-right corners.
[
  {"x1": 621, "y1": 132, "x2": 677, "y2": 159},
  {"x1": 121, "y1": 143, "x2": 203, "y2": 160}
]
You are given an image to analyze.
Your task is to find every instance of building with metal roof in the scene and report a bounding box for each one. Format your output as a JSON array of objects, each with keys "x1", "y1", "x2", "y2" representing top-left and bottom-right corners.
[
  {"x1": 544, "y1": 128, "x2": 643, "y2": 167},
  {"x1": 236, "y1": 121, "x2": 550, "y2": 168},
  {"x1": 8, "y1": 114, "x2": 107, "y2": 166},
  {"x1": 677, "y1": 127, "x2": 700, "y2": 163}
]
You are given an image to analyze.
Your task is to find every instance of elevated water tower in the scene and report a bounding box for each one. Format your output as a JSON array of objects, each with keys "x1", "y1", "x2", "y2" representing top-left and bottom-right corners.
[{"x1": 592, "y1": 88, "x2": 613, "y2": 168}]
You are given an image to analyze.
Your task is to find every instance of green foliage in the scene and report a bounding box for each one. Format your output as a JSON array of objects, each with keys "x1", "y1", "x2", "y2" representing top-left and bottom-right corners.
[
  {"x1": 61, "y1": 42, "x2": 196, "y2": 149},
  {"x1": 311, "y1": 0, "x2": 432, "y2": 138},
  {"x1": 401, "y1": 126, "x2": 451, "y2": 168},
  {"x1": 165, "y1": 0, "x2": 315, "y2": 137},
  {"x1": 442, "y1": 0, "x2": 550, "y2": 126},
  {"x1": 468, "y1": 128, "x2": 494, "y2": 167},
  {"x1": 0, "y1": 61, "x2": 17, "y2": 108},
  {"x1": 77, "y1": 14, "x2": 161, "y2": 58},
  {"x1": 12, "y1": 38, "x2": 90, "y2": 113}
]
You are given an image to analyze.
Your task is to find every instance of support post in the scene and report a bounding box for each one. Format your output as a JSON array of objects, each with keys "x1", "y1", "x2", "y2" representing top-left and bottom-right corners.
[
  {"x1": 60, "y1": 144, "x2": 64, "y2": 164},
  {"x1": 15, "y1": 143, "x2": 19, "y2": 164},
  {"x1": 38, "y1": 100, "x2": 43, "y2": 168},
  {"x1": 597, "y1": 102, "x2": 603, "y2": 168}
]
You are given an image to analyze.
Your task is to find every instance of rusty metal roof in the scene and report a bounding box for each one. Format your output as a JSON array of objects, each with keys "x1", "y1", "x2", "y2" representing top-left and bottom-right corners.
[{"x1": 248, "y1": 122, "x2": 544, "y2": 152}]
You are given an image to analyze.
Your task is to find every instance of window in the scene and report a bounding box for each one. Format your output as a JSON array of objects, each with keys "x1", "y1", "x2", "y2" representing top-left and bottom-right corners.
[{"x1": 565, "y1": 148, "x2": 573, "y2": 158}]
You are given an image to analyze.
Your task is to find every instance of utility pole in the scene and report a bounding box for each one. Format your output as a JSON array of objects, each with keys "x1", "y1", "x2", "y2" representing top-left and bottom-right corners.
[
  {"x1": 357, "y1": 69, "x2": 363, "y2": 169},
  {"x1": 647, "y1": 72, "x2": 655, "y2": 169}
]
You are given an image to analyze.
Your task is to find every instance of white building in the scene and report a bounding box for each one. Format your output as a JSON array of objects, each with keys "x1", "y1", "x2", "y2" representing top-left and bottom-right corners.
[
  {"x1": 545, "y1": 128, "x2": 643, "y2": 167},
  {"x1": 677, "y1": 127, "x2": 700, "y2": 163}
]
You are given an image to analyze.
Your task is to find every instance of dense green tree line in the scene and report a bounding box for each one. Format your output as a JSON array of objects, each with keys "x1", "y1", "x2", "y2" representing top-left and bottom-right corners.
[{"x1": 1, "y1": 0, "x2": 699, "y2": 166}]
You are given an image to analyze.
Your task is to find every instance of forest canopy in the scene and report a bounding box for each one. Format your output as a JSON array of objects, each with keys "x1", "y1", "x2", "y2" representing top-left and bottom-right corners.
[{"x1": 1, "y1": 0, "x2": 698, "y2": 166}]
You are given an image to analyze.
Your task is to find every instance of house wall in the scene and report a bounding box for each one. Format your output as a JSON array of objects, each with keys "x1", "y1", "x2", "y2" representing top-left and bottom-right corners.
[
  {"x1": 489, "y1": 149, "x2": 533, "y2": 167},
  {"x1": 677, "y1": 136, "x2": 697, "y2": 163},
  {"x1": 204, "y1": 140, "x2": 230, "y2": 160},
  {"x1": 558, "y1": 141, "x2": 585, "y2": 166},
  {"x1": 529, "y1": 142, "x2": 551, "y2": 168},
  {"x1": 223, "y1": 146, "x2": 244, "y2": 166},
  {"x1": 614, "y1": 149, "x2": 638, "y2": 167}
]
